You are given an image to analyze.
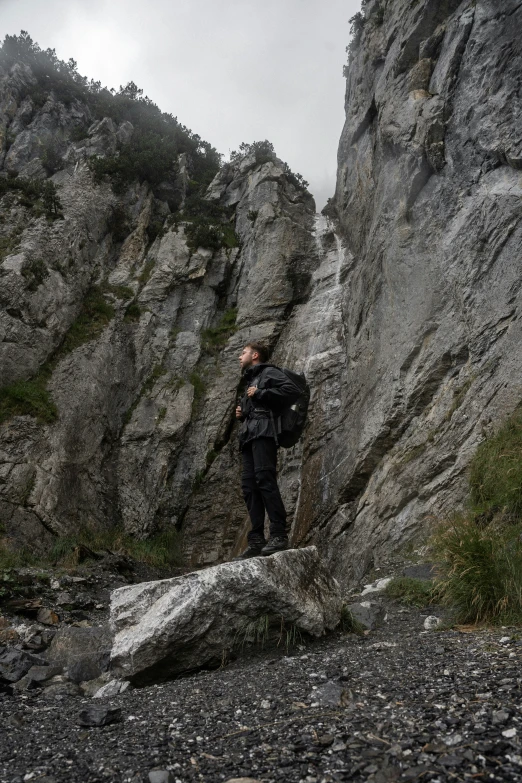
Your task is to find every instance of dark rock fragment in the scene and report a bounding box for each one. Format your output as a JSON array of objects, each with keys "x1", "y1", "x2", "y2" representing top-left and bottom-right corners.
[
  {"x1": 26, "y1": 664, "x2": 62, "y2": 682},
  {"x1": 0, "y1": 647, "x2": 45, "y2": 682},
  {"x1": 78, "y1": 705, "x2": 123, "y2": 726}
]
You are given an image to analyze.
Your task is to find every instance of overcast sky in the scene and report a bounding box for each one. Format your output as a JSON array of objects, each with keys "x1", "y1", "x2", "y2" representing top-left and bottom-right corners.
[{"x1": 1, "y1": 0, "x2": 361, "y2": 209}]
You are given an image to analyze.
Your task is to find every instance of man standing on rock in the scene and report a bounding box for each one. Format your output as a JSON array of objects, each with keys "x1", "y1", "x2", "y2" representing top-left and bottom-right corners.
[{"x1": 234, "y1": 342, "x2": 300, "y2": 559}]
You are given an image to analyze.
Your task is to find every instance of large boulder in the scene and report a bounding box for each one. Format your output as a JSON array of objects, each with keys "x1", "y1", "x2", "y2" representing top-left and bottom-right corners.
[{"x1": 110, "y1": 546, "x2": 341, "y2": 683}]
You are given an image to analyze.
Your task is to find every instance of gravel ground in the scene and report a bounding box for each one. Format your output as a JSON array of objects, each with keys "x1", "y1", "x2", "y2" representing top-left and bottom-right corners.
[{"x1": 2, "y1": 598, "x2": 522, "y2": 783}]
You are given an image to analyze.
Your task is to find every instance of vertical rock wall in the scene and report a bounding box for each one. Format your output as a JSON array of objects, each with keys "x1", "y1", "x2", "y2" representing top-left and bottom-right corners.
[
  {"x1": 2, "y1": 2, "x2": 522, "y2": 589},
  {"x1": 296, "y1": 0, "x2": 522, "y2": 585}
]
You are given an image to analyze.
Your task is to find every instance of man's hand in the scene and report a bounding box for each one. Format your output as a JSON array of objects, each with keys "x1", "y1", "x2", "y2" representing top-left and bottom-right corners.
[
  {"x1": 247, "y1": 386, "x2": 258, "y2": 398},
  {"x1": 235, "y1": 405, "x2": 242, "y2": 419}
]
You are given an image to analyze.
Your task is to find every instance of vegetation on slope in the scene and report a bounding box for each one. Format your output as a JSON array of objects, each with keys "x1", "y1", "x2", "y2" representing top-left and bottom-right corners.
[
  {"x1": 0, "y1": 32, "x2": 221, "y2": 198},
  {"x1": 0, "y1": 285, "x2": 115, "y2": 424},
  {"x1": 432, "y1": 406, "x2": 522, "y2": 625},
  {"x1": 0, "y1": 525, "x2": 182, "y2": 570}
]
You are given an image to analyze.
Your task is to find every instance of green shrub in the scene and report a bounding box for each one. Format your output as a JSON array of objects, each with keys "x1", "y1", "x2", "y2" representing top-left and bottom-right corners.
[
  {"x1": 138, "y1": 259, "x2": 155, "y2": 285},
  {"x1": 180, "y1": 189, "x2": 238, "y2": 253},
  {"x1": 41, "y1": 181, "x2": 63, "y2": 218},
  {"x1": 124, "y1": 302, "x2": 141, "y2": 321},
  {"x1": 40, "y1": 139, "x2": 63, "y2": 175},
  {"x1": 143, "y1": 364, "x2": 166, "y2": 394},
  {"x1": 192, "y1": 469, "x2": 205, "y2": 493},
  {"x1": 0, "y1": 375, "x2": 57, "y2": 425},
  {"x1": 21, "y1": 258, "x2": 48, "y2": 291},
  {"x1": 384, "y1": 577, "x2": 436, "y2": 607},
  {"x1": 0, "y1": 33, "x2": 221, "y2": 200},
  {"x1": 283, "y1": 162, "x2": 309, "y2": 191},
  {"x1": 101, "y1": 282, "x2": 134, "y2": 300},
  {"x1": 432, "y1": 516, "x2": 522, "y2": 625},
  {"x1": 58, "y1": 285, "x2": 115, "y2": 354},
  {"x1": 146, "y1": 219, "x2": 165, "y2": 244},
  {"x1": 0, "y1": 175, "x2": 62, "y2": 218},
  {"x1": 229, "y1": 140, "x2": 309, "y2": 192},
  {"x1": 469, "y1": 407, "x2": 522, "y2": 519},
  {"x1": 0, "y1": 546, "x2": 39, "y2": 570},
  {"x1": 0, "y1": 175, "x2": 44, "y2": 210},
  {"x1": 201, "y1": 307, "x2": 237, "y2": 353},
  {"x1": 184, "y1": 219, "x2": 223, "y2": 253},
  {"x1": 340, "y1": 605, "x2": 365, "y2": 635},
  {"x1": 247, "y1": 209, "x2": 258, "y2": 223},
  {"x1": 69, "y1": 124, "x2": 89, "y2": 142},
  {"x1": 347, "y1": 12, "x2": 365, "y2": 58},
  {"x1": 107, "y1": 205, "x2": 129, "y2": 243},
  {"x1": 230, "y1": 140, "x2": 275, "y2": 166},
  {"x1": 205, "y1": 449, "x2": 218, "y2": 466}
]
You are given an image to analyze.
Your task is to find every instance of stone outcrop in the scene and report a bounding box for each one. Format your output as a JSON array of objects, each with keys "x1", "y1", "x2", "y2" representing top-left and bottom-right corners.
[
  {"x1": 109, "y1": 546, "x2": 341, "y2": 683},
  {"x1": 2, "y1": 2, "x2": 522, "y2": 590}
]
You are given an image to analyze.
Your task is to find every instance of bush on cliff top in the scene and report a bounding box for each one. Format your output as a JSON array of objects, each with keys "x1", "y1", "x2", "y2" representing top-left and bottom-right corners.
[
  {"x1": 0, "y1": 32, "x2": 221, "y2": 198},
  {"x1": 230, "y1": 139, "x2": 309, "y2": 191}
]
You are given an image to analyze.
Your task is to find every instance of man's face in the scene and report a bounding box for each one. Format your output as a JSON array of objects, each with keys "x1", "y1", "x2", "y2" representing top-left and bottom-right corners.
[{"x1": 239, "y1": 346, "x2": 257, "y2": 370}]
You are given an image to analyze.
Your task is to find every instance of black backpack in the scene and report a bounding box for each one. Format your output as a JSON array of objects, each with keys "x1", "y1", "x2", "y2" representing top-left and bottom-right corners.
[{"x1": 260, "y1": 367, "x2": 310, "y2": 448}]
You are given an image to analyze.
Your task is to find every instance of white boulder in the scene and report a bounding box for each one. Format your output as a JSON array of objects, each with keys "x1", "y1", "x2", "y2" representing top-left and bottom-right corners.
[{"x1": 109, "y1": 546, "x2": 341, "y2": 683}]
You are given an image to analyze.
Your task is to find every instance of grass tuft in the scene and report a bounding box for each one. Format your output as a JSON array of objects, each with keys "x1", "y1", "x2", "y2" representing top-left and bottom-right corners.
[
  {"x1": 233, "y1": 613, "x2": 304, "y2": 653},
  {"x1": 201, "y1": 308, "x2": 237, "y2": 354},
  {"x1": 431, "y1": 516, "x2": 522, "y2": 625},
  {"x1": 429, "y1": 405, "x2": 522, "y2": 625},
  {"x1": 48, "y1": 526, "x2": 182, "y2": 569},
  {"x1": 469, "y1": 406, "x2": 522, "y2": 519},
  {"x1": 59, "y1": 285, "x2": 115, "y2": 355},
  {"x1": 384, "y1": 576, "x2": 437, "y2": 607},
  {"x1": 340, "y1": 605, "x2": 365, "y2": 635},
  {"x1": 189, "y1": 371, "x2": 206, "y2": 415}
]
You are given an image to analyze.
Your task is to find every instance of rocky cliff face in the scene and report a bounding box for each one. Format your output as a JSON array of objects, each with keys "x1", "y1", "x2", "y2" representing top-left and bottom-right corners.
[
  {"x1": 0, "y1": 54, "x2": 316, "y2": 559},
  {"x1": 1, "y1": 1, "x2": 521, "y2": 588},
  {"x1": 315, "y1": 0, "x2": 522, "y2": 583}
]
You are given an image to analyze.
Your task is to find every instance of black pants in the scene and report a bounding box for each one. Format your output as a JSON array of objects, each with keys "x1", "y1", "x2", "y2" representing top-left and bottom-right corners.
[{"x1": 241, "y1": 437, "x2": 287, "y2": 542}]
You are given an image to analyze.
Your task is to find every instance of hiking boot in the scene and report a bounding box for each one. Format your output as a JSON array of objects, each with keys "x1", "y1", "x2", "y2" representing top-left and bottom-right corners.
[
  {"x1": 260, "y1": 537, "x2": 289, "y2": 556},
  {"x1": 232, "y1": 539, "x2": 266, "y2": 561}
]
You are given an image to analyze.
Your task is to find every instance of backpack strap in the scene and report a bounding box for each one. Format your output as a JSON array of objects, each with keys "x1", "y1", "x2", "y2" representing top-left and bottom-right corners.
[{"x1": 256, "y1": 367, "x2": 280, "y2": 445}]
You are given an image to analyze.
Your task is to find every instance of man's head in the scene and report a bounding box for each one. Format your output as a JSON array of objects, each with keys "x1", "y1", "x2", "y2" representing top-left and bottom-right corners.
[{"x1": 239, "y1": 341, "x2": 269, "y2": 370}]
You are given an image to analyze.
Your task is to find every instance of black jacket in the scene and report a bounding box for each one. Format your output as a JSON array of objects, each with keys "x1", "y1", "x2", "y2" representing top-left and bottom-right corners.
[{"x1": 238, "y1": 363, "x2": 301, "y2": 449}]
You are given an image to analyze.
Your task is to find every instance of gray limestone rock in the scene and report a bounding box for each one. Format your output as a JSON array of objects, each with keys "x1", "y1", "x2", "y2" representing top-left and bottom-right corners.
[
  {"x1": 46, "y1": 625, "x2": 112, "y2": 683},
  {"x1": 110, "y1": 546, "x2": 341, "y2": 683},
  {"x1": 92, "y1": 678, "x2": 130, "y2": 698},
  {"x1": 346, "y1": 601, "x2": 385, "y2": 631},
  {"x1": 148, "y1": 772, "x2": 174, "y2": 783}
]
